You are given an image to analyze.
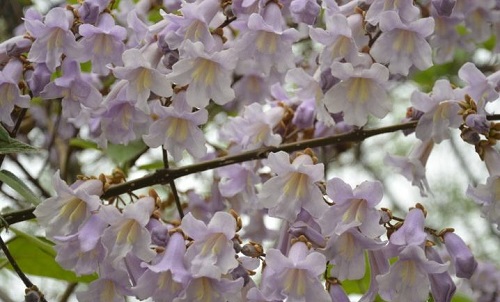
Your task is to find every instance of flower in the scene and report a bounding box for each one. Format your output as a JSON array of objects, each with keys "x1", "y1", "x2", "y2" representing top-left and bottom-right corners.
[
  {"x1": 258, "y1": 151, "x2": 327, "y2": 222},
  {"x1": 370, "y1": 11, "x2": 435, "y2": 76},
  {"x1": 34, "y1": 171, "x2": 103, "y2": 238},
  {"x1": 100, "y1": 197, "x2": 157, "y2": 268},
  {"x1": 0, "y1": 59, "x2": 30, "y2": 126},
  {"x1": 142, "y1": 95, "x2": 208, "y2": 161},
  {"x1": 78, "y1": 13, "x2": 127, "y2": 75},
  {"x1": 259, "y1": 242, "x2": 331, "y2": 302},
  {"x1": 168, "y1": 40, "x2": 238, "y2": 108},
  {"x1": 320, "y1": 178, "x2": 385, "y2": 238},
  {"x1": 25, "y1": 7, "x2": 82, "y2": 72},
  {"x1": 322, "y1": 61, "x2": 391, "y2": 126},
  {"x1": 181, "y1": 212, "x2": 239, "y2": 279},
  {"x1": 376, "y1": 245, "x2": 448, "y2": 302}
]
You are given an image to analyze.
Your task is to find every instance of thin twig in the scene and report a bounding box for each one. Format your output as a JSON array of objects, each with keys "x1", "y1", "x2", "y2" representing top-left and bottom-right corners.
[
  {"x1": 59, "y1": 282, "x2": 78, "y2": 302},
  {"x1": 162, "y1": 149, "x2": 184, "y2": 219},
  {"x1": 0, "y1": 235, "x2": 47, "y2": 302}
]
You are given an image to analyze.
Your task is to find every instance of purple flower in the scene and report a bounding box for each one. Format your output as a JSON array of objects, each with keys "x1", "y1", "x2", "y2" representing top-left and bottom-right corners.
[
  {"x1": 40, "y1": 59, "x2": 103, "y2": 119},
  {"x1": 53, "y1": 214, "x2": 107, "y2": 275},
  {"x1": 25, "y1": 7, "x2": 82, "y2": 72},
  {"x1": 33, "y1": 171, "x2": 103, "y2": 238},
  {"x1": 466, "y1": 174, "x2": 500, "y2": 230},
  {"x1": 365, "y1": 0, "x2": 420, "y2": 24},
  {"x1": 458, "y1": 62, "x2": 500, "y2": 106},
  {"x1": 320, "y1": 178, "x2": 385, "y2": 238},
  {"x1": 258, "y1": 151, "x2": 327, "y2": 222},
  {"x1": 76, "y1": 264, "x2": 132, "y2": 301},
  {"x1": 370, "y1": 11, "x2": 435, "y2": 76},
  {"x1": 432, "y1": 0, "x2": 456, "y2": 16},
  {"x1": 181, "y1": 212, "x2": 239, "y2": 279},
  {"x1": 259, "y1": 242, "x2": 331, "y2": 302},
  {"x1": 309, "y1": 13, "x2": 359, "y2": 66},
  {"x1": 290, "y1": 0, "x2": 321, "y2": 25},
  {"x1": 390, "y1": 208, "x2": 427, "y2": 247},
  {"x1": 133, "y1": 232, "x2": 190, "y2": 300},
  {"x1": 142, "y1": 95, "x2": 208, "y2": 161},
  {"x1": 0, "y1": 59, "x2": 30, "y2": 126},
  {"x1": 443, "y1": 232, "x2": 478, "y2": 278},
  {"x1": 376, "y1": 245, "x2": 448, "y2": 302},
  {"x1": 384, "y1": 139, "x2": 434, "y2": 197},
  {"x1": 425, "y1": 246, "x2": 457, "y2": 302},
  {"x1": 78, "y1": 13, "x2": 127, "y2": 75},
  {"x1": 324, "y1": 228, "x2": 386, "y2": 280},
  {"x1": 223, "y1": 103, "x2": 284, "y2": 149},
  {"x1": 174, "y1": 276, "x2": 244, "y2": 302},
  {"x1": 411, "y1": 79, "x2": 463, "y2": 143},
  {"x1": 236, "y1": 2, "x2": 300, "y2": 75},
  {"x1": 112, "y1": 45, "x2": 173, "y2": 113},
  {"x1": 322, "y1": 61, "x2": 391, "y2": 126},
  {"x1": 168, "y1": 40, "x2": 238, "y2": 108},
  {"x1": 100, "y1": 197, "x2": 157, "y2": 268}
]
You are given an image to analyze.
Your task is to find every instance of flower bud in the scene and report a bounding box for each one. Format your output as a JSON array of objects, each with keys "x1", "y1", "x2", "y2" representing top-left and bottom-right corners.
[{"x1": 444, "y1": 232, "x2": 478, "y2": 278}]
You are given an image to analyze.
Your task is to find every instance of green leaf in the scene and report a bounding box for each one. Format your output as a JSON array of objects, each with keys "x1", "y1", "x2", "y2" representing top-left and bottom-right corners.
[
  {"x1": 137, "y1": 160, "x2": 165, "y2": 170},
  {"x1": 0, "y1": 125, "x2": 38, "y2": 155},
  {"x1": 106, "y1": 140, "x2": 148, "y2": 166},
  {"x1": 69, "y1": 138, "x2": 99, "y2": 150},
  {"x1": 0, "y1": 170, "x2": 40, "y2": 205},
  {"x1": 1, "y1": 228, "x2": 96, "y2": 283},
  {"x1": 451, "y1": 294, "x2": 474, "y2": 302}
]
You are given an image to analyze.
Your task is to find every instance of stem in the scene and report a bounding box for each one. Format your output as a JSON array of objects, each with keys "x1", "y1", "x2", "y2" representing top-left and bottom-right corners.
[
  {"x1": 162, "y1": 149, "x2": 184, "y2": 219},
  {"x1": 0, "y1": 235, "x2": 47, "y2": 302},
  {"x1": 102, "y1": 121, "x2": 419, "y2": 199}
]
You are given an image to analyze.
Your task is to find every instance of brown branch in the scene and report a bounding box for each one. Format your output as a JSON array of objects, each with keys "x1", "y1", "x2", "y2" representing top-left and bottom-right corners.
[{"x1": 101, "y1": 121, "x2": 419, "y2": 199}]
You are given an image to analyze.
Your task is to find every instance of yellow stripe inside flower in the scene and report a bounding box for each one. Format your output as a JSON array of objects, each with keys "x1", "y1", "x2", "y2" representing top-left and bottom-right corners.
[
  {"x1": 136, "y1": 68, "x2": 151, "y2": 91},
  {"x1": 284, "y1": 173, "x2": 308, "y2": 199},
  {"x1": 400, "y1": 260, "x2": 417, "y2": 286},
  {"x1": 167, "y1": 118, "x2": 189, "y2": 142},
  {"x1": 346, "y1": 78, "x2": 370, "y2": 104},
  {"x1": 116, "y1": 220, "x2": 139, "y2": 244},
  {"x1": 192, "y1": 59, "x2": 217, "y2": 86},
  {"x1": 256, "y1": 31, "x2": 278, "y2": 54},
  {"x1": 59, "y1": 197, "x2": 86, "y2": 222},
  {"x1": 283, "y1": 269, "x2": 306, "y2": 296},
  {"x1": 393, "y1": 30, "x2": 415, "y2": 54}
]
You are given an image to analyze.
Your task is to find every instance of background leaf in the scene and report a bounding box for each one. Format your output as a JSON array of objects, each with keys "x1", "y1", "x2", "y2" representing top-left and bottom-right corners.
[
  {"x1": 0, "y1": 228, "x2": 96, "y2": 283},
  {"x1": 0, "y1": 125, "x2": 38, "y2": 155},
  {"x1": 0, "y1": 170, "x2": 40, "y2": 205}
]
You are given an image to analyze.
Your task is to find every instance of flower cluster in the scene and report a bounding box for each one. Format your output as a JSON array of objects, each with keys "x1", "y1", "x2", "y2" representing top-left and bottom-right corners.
[{"x1": 2, "y1": 0, "x2": 499, "y2": 301}]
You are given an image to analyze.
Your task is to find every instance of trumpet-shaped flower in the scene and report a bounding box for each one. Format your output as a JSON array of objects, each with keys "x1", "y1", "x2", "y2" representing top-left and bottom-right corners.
[
  {"x1": 142, "y1": 95, "x2": 208, "y2": 161},
  {"x1": 370, "y1": 11, "x2": 435, "y2": 76},
  {"x1": 34, "y1": 171, "x2": 103, "y2": 238},
  {"x1": 322, "y1": 61, "x2": 391, "y2": 126},
  {"x1": 258, "y1": 151, "x2": 327, "y2": 222},
  {"x1": 78, "y1": 13, "x2": 127, "y2": 75},
  {"x1": 168, "y1": 40, "x2": 238, "y2": 108},
  {"x1": 411, "y1": 79, "x2": 463, "y2": 143},
  {"x1": 100, "y1": 197, "x2": 156, "y2": 268},
  {"x1": 376, "y1": 245, "x2": 448, "y2": 302},
  {"x1": 25, "y1": 7, "x2": 82, "y2": 72},
  {"x1": 320, "y1": 178, "x2": 385, "y2": 238},
  {"x1": 259, "y1": 242, "x2": 331, "y2": 302},
  {"x1": 0, "y1": 59, "x2": 30, "y2": 126},
  {"x1": 181, "y1": 212, "x2": 239, "y2": 279},
  {"x1": 112, "y1": 47, "x2": 173, "y2": 113}
]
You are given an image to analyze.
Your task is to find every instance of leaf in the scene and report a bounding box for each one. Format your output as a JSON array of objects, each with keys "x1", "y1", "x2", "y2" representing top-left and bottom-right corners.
[
  {"x1": 69, "y1": 138, "x2": 99, "y2": 150},
  {"x1": 0, "y1": 228, "x2": 96, "y2": 283},
  {"x1": 106, "y1": 140, "x2": 148, "y2": 166},
  {"x1": 0, "y1": 125, "x2": 38, "y2": 155},
  {"x1": 0, "y1": 170, "x2": 40, "y2": 205}
]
